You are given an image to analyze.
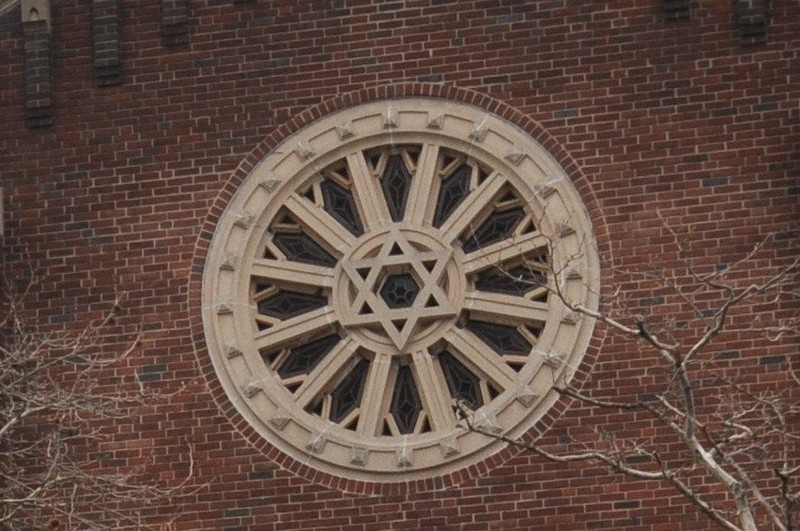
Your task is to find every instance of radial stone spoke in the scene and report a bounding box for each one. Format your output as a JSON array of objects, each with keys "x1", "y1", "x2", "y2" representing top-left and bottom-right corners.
[
  {"x1": 293, "y1": 337, "x2": 357, "y2": 409},
  {"x1": 337, "y1": 309, "x2": 385, "y2": 328},
  {"x1": 253, "y1": 306, "x2": 337, "y2": 351},
  {"x1": 464, "y1": 291, "x2": 550, "y2": 324},
  {"x1": 439, "y1": 172, "x2": 506, "y2": 243},
  {"x1": 284, "y1": 193, "x2": 354, "y2": 250},
  {"x1": 356, "y1": 353, "x2": 393, "y2": 437},
  {"x1": 411, "y1": 350, "x2": 456, "y2": 431},
  {"x1": 250, "y1": 258, "x2": 334, "y2": 288},
  {"x1": 462, "y1": 232, "x2": 549, "y2": 274},
  {"x1": 443, "y1": 326, "x2": 516, "y2": 392},
  {"x1": 404, "y1": 144, "x2": 439, "y2": 225},
  {"x1": 347, "y1": 152, "x2": 392, "y2": 226}
]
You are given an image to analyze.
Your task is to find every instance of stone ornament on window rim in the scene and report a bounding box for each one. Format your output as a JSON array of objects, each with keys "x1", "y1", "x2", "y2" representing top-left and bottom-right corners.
[{"x1": 202, "y1": 98, "x2": 599, "y2": 482}]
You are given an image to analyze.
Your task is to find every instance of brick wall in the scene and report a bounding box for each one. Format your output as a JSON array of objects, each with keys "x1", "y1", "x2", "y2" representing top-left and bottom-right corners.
[{"x1": 0, "y1": 1, "x2": 798, "y2": 529}]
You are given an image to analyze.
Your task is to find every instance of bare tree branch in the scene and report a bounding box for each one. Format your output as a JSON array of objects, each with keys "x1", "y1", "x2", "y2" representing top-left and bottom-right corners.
[
  {"x1": 457, "y1": 402, "x2": 745, "y2": 531},
  {"x1": 466, "y1": 224, "x2": 799, "y2": 531},
  {"x1": 0, "y1": 283, "x2": 198, "y2": 530}
]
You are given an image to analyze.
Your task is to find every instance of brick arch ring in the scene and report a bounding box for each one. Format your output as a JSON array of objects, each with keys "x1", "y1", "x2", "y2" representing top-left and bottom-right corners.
[{"x1": 188, "y1": 83, "x2": 610, "y2": 494}]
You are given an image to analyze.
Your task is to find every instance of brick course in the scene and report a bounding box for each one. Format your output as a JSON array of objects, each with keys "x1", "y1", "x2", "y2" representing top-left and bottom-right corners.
[{"x1": 1, "y1": 1, "x2": 798, "y2": 529}]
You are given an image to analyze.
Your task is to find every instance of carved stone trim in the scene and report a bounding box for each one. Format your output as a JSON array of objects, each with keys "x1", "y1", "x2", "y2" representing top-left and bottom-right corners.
[{"x1": 21, "y1": 0, "x2": 52, "y2": 128}]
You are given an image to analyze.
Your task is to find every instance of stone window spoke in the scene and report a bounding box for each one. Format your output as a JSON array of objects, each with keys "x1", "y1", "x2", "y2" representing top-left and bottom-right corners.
[
  {"x1": 410, "y1": 349, "x2": 456, "y2": 431},
  {"x1": 404, "y1": 143, "x2": 439, "y2": 225},
  {"x1": 462, "y1": 232, "x2": 549, "y2": 275},
  {"x1": 293, "y1": 338, "x2": 357, "y2": 410},
  {"x1": 438, "y1": 171, "x2": 506, "y2": 243},
  {"x1": 443, "y1": 326, "x2": 517, "y2": 394},
  {"x1": 346, "y1": 152, "x2": 392, "y2": 226},
  {"x1": 283, "y1": 193, "x2": 354, "y2": 253},
  {"x1": 253, "y1": 306, "x2": 337, "y2": 352},
  {"x1": 355, "y1": 353, "x2": 394, "y2": 437},
  {"x1": 250, "y1": 258, "x2": 335, "y2": 290},
  {"x1": 463, "y1": 291, "x2": 550, "y2": 327}
]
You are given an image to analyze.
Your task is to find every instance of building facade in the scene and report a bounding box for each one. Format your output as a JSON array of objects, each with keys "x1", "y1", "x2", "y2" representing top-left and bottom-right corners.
[{"x1": 0, "y1": 0, "x2": 798, "y2": 529}]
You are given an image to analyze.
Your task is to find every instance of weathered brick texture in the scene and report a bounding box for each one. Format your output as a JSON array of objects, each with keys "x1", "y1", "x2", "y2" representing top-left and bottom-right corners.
[{"x1": 0, "y1": 1, "x2": 798, "y2": 529}]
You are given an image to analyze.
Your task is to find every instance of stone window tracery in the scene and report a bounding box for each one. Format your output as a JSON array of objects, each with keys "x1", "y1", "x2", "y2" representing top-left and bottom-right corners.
[{"x1": 202, "y1": 99, "x2": 599, "y2": 482}]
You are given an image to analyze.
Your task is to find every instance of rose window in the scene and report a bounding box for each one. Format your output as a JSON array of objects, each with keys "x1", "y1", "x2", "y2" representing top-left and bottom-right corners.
[{"x1": 202, "y1": 99, "x2": 599, "y2": 482}]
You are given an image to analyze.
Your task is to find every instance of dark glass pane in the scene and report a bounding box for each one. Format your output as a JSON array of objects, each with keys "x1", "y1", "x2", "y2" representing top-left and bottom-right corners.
[
  {"x1": 433, "y1": 164, "x2": 471, "y2": 228},
  {"x1": 474, "y1": 265, "x2": 547, "y2": 296},
  {"x1": 321, "y1": 179, "x2": 364, "y2": 236},
  {"x1": 379, "y1": 273, "x2": 420, "y2": 309},
  {"x1": 330, "y1": 358, "x2": 370, "y2": 424},
  {"x1": 381, "y1": 153, "x2": 412, "y2": 222},
  {"x1": 273, "y1": 232, "x2": 336, "y2": 267},
  {"x1": 391, "y1": 366, "x2": 422, "y2": 434},
  {"x1": 525, "y1": 323, "x2": 543, "y2": 340},
  {"x1": 258, "y1": 290, "x2": 327, "y2": 320},
  {"x1": 466, "y1": 320, "x2": 531, "y2": 356},
  {"x1": 278, "y1": 334, "x2": 340, "y2": 379},
  {"x1": 460, "y1": 206, "x2": 525, "y2": 254},
  {"x1": 305, "y1": 400, "x2": 323, "y2": 417},
  {"x1": 439, "y1": 351, "x2": 483, "y2": 409}
]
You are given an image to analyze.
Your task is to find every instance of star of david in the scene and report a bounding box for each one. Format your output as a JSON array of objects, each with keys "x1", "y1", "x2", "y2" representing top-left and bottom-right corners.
[{"x1": 339, "y1": 229, "x2": 456, "y2": 352}]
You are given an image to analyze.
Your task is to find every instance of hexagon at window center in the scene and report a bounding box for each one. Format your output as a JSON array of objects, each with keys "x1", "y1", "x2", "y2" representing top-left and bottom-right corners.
[
  {"x1": 333, "y1": 226, "x2": 465, "y2": 355},
  {"x1": 379, "y1": 273, "x2": 420, "y2": 308}
]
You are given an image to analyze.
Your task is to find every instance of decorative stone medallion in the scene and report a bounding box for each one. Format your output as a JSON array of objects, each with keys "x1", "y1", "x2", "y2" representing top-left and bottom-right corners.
[{"x1": 202, "y1": 98, "x2": 599, "y2": 482}]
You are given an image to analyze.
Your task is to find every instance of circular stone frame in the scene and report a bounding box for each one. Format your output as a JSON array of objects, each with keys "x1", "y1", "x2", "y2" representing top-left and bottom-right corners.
[{"x1": 200, "y1": 97, "x2": 600, "y2": 484}]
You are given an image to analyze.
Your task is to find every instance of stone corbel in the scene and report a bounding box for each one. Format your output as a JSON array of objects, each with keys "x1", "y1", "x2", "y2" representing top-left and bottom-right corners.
[
  {"x1": 21, "y1": 0, "x2": 52, "y2": 127},
  {"x1": 161, "y1": 0, "x2": 189, "y2": 46},
  {"x1": 92, "y1": 0, "x2": 122, "y2": 86},
  {"x1": 663, "y1": 0, "x2": 691, "y2": 20},
  {"x1": 735, "y1": 0, "x2": 768, "y2": 45}
]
